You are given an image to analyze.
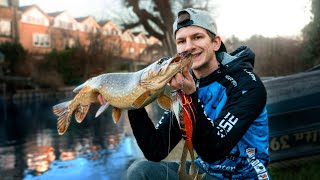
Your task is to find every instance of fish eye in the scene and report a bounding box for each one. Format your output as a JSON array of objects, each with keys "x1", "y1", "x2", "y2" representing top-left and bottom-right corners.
[{"x1": 157, "y1": 57, "x2": 169, "y2": 65}]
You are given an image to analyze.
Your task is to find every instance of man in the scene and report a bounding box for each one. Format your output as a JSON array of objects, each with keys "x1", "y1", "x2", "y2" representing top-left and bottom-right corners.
[{"x1": 99, "y1": 8, "x2": 270, "y2": 180}]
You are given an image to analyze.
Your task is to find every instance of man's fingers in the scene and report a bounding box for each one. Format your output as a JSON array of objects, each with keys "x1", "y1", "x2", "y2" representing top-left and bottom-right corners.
[
  {"x1": 182, "y1": 62, "x2": 192, "y2": 79},
  {"x1": 175, "y1": 72, "x2": 184, "y2": 80},
  {"x1": 169, "y1": 75, "x2": 178, "y2": 87},
  {"x1": 170, "y1": 73, "x2": 183, "y2": 90}
]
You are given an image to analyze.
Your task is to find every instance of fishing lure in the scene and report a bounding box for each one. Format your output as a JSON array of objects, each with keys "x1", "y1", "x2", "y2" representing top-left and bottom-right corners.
[{"x1": 172, "y1": 90, "x2": 204, "y2": 179}]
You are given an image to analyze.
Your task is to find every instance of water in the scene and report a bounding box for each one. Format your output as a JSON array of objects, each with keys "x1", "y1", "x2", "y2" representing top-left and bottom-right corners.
[{"x1": 0, "y1": 98, "x2": 163, "y2": 180}]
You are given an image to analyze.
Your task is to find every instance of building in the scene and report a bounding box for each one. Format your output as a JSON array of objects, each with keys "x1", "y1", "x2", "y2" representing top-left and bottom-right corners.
[
  {"x1": 98, "y1": 20, "x2": 122, "y2": 56},
  {"x1": 18, "y1": 5, "x2": 51, "y2": 54},
  {"x1": 0, "y1": 0, "x2": 163, "y2": 61},
  {"x1": 0, "y1": 0, "x2": 19, "y2": 43}
]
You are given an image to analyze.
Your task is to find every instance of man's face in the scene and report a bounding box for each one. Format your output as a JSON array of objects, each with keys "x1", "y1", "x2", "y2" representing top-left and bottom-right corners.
[{"x1": 175, "y1": 26, "x2": 218, "y2": 73}]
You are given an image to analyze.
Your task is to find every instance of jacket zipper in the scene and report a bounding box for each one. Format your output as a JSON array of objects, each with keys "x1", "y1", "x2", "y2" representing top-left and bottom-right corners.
[{"x1": 195, "y1": 78, "x2": 200, "y2": 88}]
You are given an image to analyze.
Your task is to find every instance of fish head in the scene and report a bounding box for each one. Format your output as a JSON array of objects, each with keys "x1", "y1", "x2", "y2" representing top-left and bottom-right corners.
[{"x1": 140, "y1": 52, "x2": 193, "y2": 90}]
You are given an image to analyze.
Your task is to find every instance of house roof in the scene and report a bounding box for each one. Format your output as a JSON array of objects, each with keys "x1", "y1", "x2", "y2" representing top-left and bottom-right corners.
[
  {"x1": 19, "y1": 4, "x2": 48, "y2": 17},
  {"x1": 47, "y1": 11, "x2": 65, "y2": 17},
  {"x1": 75, "y1": 16, "x2": 90, "y2": 22},
  {"x1": 18, "y1": 5, "x2": 33, "y2": 11},
  {"x1": 97, "y1": 20, "x2": 111, "y2": 26}
]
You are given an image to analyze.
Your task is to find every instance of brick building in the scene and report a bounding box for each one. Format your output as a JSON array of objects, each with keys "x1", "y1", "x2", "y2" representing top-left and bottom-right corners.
[
  {"x1": 0, "y1": 0, "x2": 163, "y2": 61},
  {"x1": 18, "y1": 5, "x2": 51, "y2": 54},
  {"x1": 0, "y1": 0, "x2": 19, "y2": 43}
]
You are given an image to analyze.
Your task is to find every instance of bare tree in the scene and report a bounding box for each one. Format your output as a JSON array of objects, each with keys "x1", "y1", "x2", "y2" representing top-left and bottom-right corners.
[{"x1": 120, "y1": 0, "x2": 213, "y2": 56}]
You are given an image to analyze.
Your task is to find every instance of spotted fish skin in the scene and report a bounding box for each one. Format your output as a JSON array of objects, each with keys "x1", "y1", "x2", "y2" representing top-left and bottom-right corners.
[{"x1": 53, "y1": 52, "x2": 193, "y2": 135}]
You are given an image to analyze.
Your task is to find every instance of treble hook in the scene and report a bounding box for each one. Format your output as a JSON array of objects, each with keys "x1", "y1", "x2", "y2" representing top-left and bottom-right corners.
[{"x1": 182, "y1": 93, "x2": 192, "y2": 106}]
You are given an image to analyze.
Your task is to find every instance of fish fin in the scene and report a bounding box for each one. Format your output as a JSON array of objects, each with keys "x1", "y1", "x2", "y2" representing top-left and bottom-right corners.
[
  {"x1": 132, "y1": 91, "x2": 151, "y2": 108},
  {"x1": 112, "y1": 107, "x2": 122, "y2": 123},
  {"x1": 75, "y1": 104, "x2": 90, "y2": 123},
  {"x1": 157, "y1": 94, "x2": 172, "y2": 111},
  {"x1": 53, "y1": 101, "x2": 72, "y2": 135},
  {"x1": 73, "y1": 78, "x2": 93, "y2": 93},
  {"x1": 57, "y1": 112, "x2": 72, "y2": 135},
  {"x1": 73, "y1": 83, "x2": 85, "y2": 93},
  {"x1": 95, "y1": 102, "x2": 110, "y2": 118},
  {"x1": 53, "y1": 101, "x2": 71, "y2": 116}
]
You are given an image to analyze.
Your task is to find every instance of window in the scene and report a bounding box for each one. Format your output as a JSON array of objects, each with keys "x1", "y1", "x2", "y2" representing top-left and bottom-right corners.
[
  {"x1": 57, "y1": 20, "x2": 74, "y2": 30},
  {"x1": 123, "y1": 34, "x2": 133, "y2": 41},
  {"x1": 112, "y1": 30, "x2": 118, "y2": 35},
  {"x1": 33, "y1": 33, "x2": 51, "y2": 48},
  {"x1": 129, "y1": 47, "x2": 135, "y2": 54},
  {"x1": 0, "y1": 19, "x2": 11, "y2": 36},
  {"x1": 25, "y1": 15, "x2": 46, "y2": 25},
  {"x1": 67, "y1": 22, "x2": 73, "y2": 30},
  {"x1": 65, "y1": 38, "x2": 75, "y2": 48}
]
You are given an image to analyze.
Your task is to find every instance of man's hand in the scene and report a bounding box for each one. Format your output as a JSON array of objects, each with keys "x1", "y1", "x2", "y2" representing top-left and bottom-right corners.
[{"x1": 169, "y1": 62, "x2": 196, "y2": 95}]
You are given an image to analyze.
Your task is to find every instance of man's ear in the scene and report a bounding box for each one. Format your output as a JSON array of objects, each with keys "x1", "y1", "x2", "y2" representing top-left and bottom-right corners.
[{"x1": 212, "y1": 36, "x2": 222, "y2": 51}]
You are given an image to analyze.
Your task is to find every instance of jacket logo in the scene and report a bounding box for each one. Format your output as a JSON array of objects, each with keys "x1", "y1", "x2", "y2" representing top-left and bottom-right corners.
[
  {"x1": 217, "y1": 112, "x2": 238, "y2": 138},
  {"x1": 225, "y1": 75, "x2": 237, "y2": 87},
  {"x1": 244, "y1": 69, "x2": 257, "y2": 81}
]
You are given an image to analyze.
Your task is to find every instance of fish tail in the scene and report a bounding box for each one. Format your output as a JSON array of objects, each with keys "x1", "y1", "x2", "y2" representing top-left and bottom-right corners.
[
  {"x1": 53, "y1": 101, "x2": 72, "y2": 135},
  {"x1": 53, "y1": 101, "x2": 71, "y2": 116}
]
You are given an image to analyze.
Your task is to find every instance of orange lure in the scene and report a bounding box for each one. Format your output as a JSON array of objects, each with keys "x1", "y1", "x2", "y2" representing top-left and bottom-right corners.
[
  {"x1": 179, "y1": 90, "x2": 196, "y2": 152},
  {"x1": 172, "y1": 90, "x2": 197, "y2": 161},
  {"x1": 172, "y1": 90, "x2": 205, "y2": 179}
]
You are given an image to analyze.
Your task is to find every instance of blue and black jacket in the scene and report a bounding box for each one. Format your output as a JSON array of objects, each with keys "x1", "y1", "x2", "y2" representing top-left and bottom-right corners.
[{"x1": 128, "y1": 46, "x2": 270, "y2": 179}]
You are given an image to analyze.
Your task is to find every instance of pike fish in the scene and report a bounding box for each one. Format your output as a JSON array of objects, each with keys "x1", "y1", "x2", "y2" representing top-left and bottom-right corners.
[{"x1": 53, "y1": 52, "x2": 193, "y2": 135}]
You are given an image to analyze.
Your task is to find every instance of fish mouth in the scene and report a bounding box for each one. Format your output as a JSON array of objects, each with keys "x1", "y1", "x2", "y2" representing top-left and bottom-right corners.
[
  {"x1": 179, "y1": 51, "x2": 192, "y2": 59},
  {"x1": 155, "y1": 52, "x2": 193, "y2": 84},
  {"x1": 169, "y1": 51, "x2": 192, "y2": 64},
  {"x1": 159, "y1": 51, "x2": 193, "y2": 75}
]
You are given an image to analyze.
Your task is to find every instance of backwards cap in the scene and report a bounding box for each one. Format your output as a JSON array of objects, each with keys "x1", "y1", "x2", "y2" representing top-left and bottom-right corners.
[{"x1": 173, "y1": 8, "x2": 226, "y2": 52}]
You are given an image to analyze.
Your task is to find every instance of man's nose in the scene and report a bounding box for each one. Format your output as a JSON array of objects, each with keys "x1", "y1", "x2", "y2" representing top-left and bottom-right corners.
[{"x1": 185, "y1": 39, "x2": 195, "y2": 52}]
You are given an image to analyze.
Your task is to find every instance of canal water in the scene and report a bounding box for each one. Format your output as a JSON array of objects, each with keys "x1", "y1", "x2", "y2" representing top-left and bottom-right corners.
[{"x1": 0, "y1": 97, "x2": 164, "y2": 180}]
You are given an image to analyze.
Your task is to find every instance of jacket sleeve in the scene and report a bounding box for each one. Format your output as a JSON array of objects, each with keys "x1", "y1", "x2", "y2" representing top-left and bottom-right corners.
[
  {"x1": 128, "y1": 108, "x2": 182, "y2": 161},
  {"x1": 191, "y1": 73, "x2": 267, "y2": 163}
]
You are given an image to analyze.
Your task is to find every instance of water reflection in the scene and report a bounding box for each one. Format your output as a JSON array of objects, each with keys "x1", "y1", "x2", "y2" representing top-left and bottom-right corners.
[{"x1": 0, "y1": 99, "x2": 163, "y2": 179}]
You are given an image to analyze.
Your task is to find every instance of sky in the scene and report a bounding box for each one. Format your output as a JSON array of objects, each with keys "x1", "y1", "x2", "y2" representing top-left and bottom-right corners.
[{"x1": 20, "y1": 0, "x2": 312, "y2": 40}]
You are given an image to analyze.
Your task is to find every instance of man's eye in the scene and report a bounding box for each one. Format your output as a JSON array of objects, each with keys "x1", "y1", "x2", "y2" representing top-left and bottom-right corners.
[{"x1": 177, "y1": 40, "x2": 185, "y2": 44}]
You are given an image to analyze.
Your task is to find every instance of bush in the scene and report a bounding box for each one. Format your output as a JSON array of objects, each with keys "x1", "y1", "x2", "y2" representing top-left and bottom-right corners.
[{"x1": 0, "y1": 42, "x2": 26, "y2": 75}]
